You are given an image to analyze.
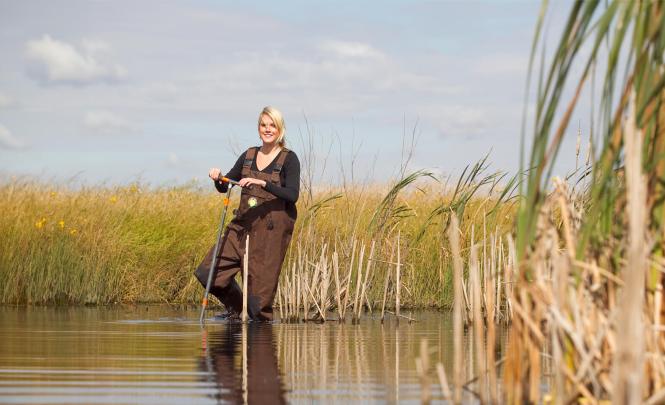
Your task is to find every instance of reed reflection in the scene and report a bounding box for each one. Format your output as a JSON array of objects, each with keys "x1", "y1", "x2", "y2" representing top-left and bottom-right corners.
[{"x1": 201, "y1": 323, "x2": 285, "y2": 404}]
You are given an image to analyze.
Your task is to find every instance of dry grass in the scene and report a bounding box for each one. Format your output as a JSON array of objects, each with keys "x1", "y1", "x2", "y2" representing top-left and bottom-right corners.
[{"x1": 0, "y1": 169, "x2": 516, "y2": 309}]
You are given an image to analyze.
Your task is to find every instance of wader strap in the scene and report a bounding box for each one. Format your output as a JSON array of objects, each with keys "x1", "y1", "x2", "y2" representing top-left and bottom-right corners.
[
  {"x1": 241, "y1": 147, "x2": 258, "y2": 178},
  {"x1": 271, "y1": 148, "x2": 290, "y2": 183}
]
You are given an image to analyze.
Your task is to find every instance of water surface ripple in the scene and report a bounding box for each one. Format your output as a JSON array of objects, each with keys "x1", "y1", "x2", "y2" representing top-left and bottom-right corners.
[{"x1": 0, "y1": 306, "x2": 488, "y2": 404}]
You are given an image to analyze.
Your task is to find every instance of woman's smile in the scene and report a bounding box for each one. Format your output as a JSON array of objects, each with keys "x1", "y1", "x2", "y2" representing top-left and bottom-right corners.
[{"x1": 259, "y1": 115, "x2": 279, "y2": 145}]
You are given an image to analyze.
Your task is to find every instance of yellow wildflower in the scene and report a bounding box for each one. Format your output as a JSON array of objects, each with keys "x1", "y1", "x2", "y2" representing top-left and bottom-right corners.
[
  {"x1": 69, "y1": 229, "x2": 78, "y2": 236},
  {"x1": 58, "y1": 220, "x2": 65, "y2": 229},
  {"x1": 35, "y1": 217, "x2": 46, "y2": 229},
  {"x1": 110, "y1": 195, "x2": 118, "y2": 203},
  {"x1": 49, "y1": 191, "x2": 57, "y2": 197}
]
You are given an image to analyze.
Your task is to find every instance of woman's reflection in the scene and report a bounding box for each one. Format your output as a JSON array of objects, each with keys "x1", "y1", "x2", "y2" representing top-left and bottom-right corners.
[{"x1": 201, "y1": 323, "x2": 286, "y2": 404}]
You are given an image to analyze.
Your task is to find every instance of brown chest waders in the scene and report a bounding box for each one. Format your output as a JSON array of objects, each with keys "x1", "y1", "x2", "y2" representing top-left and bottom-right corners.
[{"x1": 195, "y1": 147, "x2": 295, "y2": 321}]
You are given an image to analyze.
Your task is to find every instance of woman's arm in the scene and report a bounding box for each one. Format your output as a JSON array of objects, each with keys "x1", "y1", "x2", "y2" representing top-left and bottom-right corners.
[
  {"x1": 214, "y1": 152, "x2": 245, "y2": 193},
  {"x1": 264, "y1": 152, "x2": 300, "y2": 203}
]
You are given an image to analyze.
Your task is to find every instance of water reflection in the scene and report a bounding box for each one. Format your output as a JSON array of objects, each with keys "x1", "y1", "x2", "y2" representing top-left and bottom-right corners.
[
  {"x1": 201, "y1": 324, "x2": 285, "y2": 405},
  {"x1": 0, "y1": 307, "x2": 506, "y2": 403}
]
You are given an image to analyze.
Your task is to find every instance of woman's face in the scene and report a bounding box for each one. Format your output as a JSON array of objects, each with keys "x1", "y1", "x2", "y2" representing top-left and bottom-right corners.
[{"x1": 258, "y1": 114, "x2": 280, "y2": 146}]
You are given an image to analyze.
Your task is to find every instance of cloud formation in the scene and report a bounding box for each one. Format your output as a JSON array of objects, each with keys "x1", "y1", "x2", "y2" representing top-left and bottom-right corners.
[
  {"x1": 0, "y1": 92, "x2": 16, "y2": 109},
  {"x1": 167, "y1": 152, "x2": 179, "y2": 167},
  {"x1": 319, "y1": 40, "x2": 386, "y2": 60},
  {"x1": 25, "y1": 35, "x2": 127, "y2": 85},
  {"x1": 434, "y1": 106, "x2": 490, "y2": 138},
  {"x1": 197, "y1": 39, "x2": 457, "y2": 118},
  {"x1": 84, "y1": 110, "x2": 134, "y2": 134},
  {"x1": 0, "y1": 1, "x2": 556, "y2": 184},
  {"x1": 0, "y1": 124, "x2": 24, "y2": 149}
]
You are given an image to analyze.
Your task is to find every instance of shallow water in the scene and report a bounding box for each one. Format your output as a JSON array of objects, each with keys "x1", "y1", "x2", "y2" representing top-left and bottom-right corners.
[{"x1": 0, "y1": 306, "x2": 501, "y2": 404}]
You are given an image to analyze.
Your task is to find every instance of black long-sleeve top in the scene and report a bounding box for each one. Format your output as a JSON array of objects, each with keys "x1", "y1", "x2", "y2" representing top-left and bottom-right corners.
[{"x1": 214, "y1": 149, "x2": 300, "y2": 204}]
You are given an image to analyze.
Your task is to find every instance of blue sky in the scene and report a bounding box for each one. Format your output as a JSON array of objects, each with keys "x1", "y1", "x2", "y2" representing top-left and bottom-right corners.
[{"x1": 0, "y1": 1, "x2": 581, "y2": 187}]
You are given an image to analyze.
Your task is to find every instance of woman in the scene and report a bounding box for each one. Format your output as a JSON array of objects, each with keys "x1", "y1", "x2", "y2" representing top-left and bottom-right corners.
[{"x1": 195, "y1": 106, "x2": 300, "y2": 321}]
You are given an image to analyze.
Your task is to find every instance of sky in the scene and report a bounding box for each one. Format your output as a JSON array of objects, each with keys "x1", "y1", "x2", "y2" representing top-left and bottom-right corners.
[{"x1": 0, "y1": 0, "x2": 582, "y2": 188}]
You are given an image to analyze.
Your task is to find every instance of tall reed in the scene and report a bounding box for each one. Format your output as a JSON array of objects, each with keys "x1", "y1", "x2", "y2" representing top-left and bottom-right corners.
[
  {"x1": 505, "y1": 0, "x2": 665, "y2": 402},
  {"x1": 0, "y1": 164, "x2": 516, "y2": 309}
]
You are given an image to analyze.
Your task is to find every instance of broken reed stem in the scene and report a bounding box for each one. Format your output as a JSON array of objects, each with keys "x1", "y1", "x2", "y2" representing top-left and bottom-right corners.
[
  {"x1": 298, "y1": 248, "x2": 304, "y2": 321},
  {"x1": 292, "y1": 261, "x2": 298, "y2": 321},
  {"x1": 483, "y1": 213, "x2": 488, "y2": 320},
  {"x1": 277, "y1": 282, "x2": 283, "y2": 321},
  {"x1": 319, "y1": 243, "x2": 330, "y2": 318},
  {"x1": 309, "y1": 243, "x2": 323, "y2": 318},
  {"x1": 352, "y1": 243, "x2": 366, "y2": 322},
  {"x1": 341, "y1": 239, "x2": 357, "y2": 321},
  {"x1": 358, "y1": 240, "x2": 376, "y2": 320},
  {"x1": 496, "y1": 230, "x2": 503, "y2": 322},
  {"x1": 487, "y1": 235, "x2": 498, "y2": 403},
  {"x1": 305, "y1": 282, "x2": 326, "y2": 320},
  {"x1": 277, "y1": 210, "x2": 515, "y2": 328},
  {"x1": 396, "y1": 231, "x2": 401, "y2": 322},
  {"x1": 333, "y1": 250, "x2": 343, "y2": 321},
  {"x1": 381, "y1": 239, "x2": 395, "y2": 322},
  {"x1": 448, "y1": 215, "x2": 464, "y2": 404},
  {"x1": 505, "y1": 235, "x2": 516, "y2": 321},
  {"x1": 277, "y1": 235, "x2": 406, "y2": 324},
  {"x1": 470, "y1": 243, "x2": 487, "y2": 404},
  {"x1": 613, "y1": 94, "x2": 646, "y2": 404},
  {"x1": 242, "y1": 235, "x2": 249, "y2": 323}
]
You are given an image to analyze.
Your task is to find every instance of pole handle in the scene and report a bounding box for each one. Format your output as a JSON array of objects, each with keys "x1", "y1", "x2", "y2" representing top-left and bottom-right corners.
[{"x1": 220, "y1": 177, "x2": 240, "y2": 186}]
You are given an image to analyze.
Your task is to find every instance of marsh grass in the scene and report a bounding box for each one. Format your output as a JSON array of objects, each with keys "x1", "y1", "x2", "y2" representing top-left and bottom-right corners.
[
  {"x1": 0, "y1": 181, "x2": 214, "y2": 304},
  {"x1": 481, "y1": 0, "x2": 665, "y2": 402},
  {"x1": 0, "y1": 166, "x2": 516, "y2": 309}
]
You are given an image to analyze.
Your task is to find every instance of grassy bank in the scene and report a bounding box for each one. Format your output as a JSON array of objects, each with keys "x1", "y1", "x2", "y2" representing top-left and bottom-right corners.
[{"x1": 0, "y1": 171, "x2": 516, "y2": 308}]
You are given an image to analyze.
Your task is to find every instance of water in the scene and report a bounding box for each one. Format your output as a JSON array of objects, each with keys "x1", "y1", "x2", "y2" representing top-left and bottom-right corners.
[{"x1": 0, "y1": 306, "x2": 497, "y2": 404}]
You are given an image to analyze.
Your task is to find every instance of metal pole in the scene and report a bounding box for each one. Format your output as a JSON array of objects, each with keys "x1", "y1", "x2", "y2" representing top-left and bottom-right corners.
[{"x1": 199, "y1": 179, "x2": 237, "y2": 324}]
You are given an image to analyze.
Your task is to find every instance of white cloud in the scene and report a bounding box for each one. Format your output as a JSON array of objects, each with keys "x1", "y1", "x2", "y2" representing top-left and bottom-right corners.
[
  {"x1": 167, "y1": 152, "x2": 179, "y2": 167},
  {"x1": 194, "y1": 40, "x2": 457, "y2": 117},
  {"x1": 0, "y1": 92, "x2": 16, "y2": 109},
  {"x1": 80, "y1": 38, "x2": 111, "y2": 54},
  {"x1": 84, "y1": 110, "x2": 134, "y2": 134},
  {"x1": 435, "y1": 106, "x2": 490, "y2": 138},
  {"x1": 319, "y1": 40, "x2": 386, "y2": 60},
  {"x1": 0, "y1": 124, "x2": 25, "y2": 149},
  {"x1": 25, "y1": 35, "x2": 127, "y2": 85}
]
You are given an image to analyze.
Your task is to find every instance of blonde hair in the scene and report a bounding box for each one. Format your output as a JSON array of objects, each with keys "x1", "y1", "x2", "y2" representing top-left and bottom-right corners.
[{"x1": 258, "y1": 106, "x2": 286, "y2": 147}]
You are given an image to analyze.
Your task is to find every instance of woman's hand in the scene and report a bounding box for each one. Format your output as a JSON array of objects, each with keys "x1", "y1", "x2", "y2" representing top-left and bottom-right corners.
[
  {"x1": 238, "y1": 177, "x2": 267, "y2": 188},
  {"x1": 208, "y1": 168, "x2": 222, "y2": 181}
]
